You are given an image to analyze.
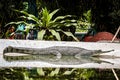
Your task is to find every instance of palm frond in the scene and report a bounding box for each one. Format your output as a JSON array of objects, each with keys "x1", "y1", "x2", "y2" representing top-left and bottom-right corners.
[
  {"x1": 49, "y1": 9, "x2": 59, "y2": 21},
  {"x1": 49, "y1": 29, "x2": 61, "y2": 41},
  {"x1": 59, "y1": 30, "x2": 79, "y2": 41},
  {"x1": 53, "y1": 15, "x2": 72, "y2": 22},
  {"x1": 4, "y1": 21, "x2": 27, "y2": 27}
]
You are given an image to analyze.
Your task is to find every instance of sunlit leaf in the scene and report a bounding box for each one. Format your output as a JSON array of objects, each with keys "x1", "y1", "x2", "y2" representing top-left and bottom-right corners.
[
  {"x1": 37, "y1": 30, "x2": 46, "y2": 40},
  {"x1": 37, "y1": 68, "x2": 45, "y2": 76},
  {"x1": 61, "y1": 30, "x2": 79, "y2": 41},
  {"x1": 23, "y1": 72, "x2": 30, "y2": 80},
  {"x1": 49, "y1": 29, "x2": 61, "y2": 41},
  {"x1": 63, "y1": 69, "x2": 76, "y2": 75},
  {"x1": 49, "y1": 68, "x2": 60, "y2": 77},
  {"x1": 15, "y1": 10, "x2": 40, "y2": 26},
  {"x1": 53, "y1": 15, "x2": 72, "y2": 22},
  {"x1": 49, "y1": 9, "x2": 59, "y2": 21}
]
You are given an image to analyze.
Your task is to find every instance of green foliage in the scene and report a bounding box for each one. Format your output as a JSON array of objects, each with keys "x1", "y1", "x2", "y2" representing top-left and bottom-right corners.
[
  {"x1": 63, "y1": 68, "x2": 76, "y2": 75},
  {"x1": 37, "y1": 7, "x2": 78, "y2": 41},
  {"x1": 80, "y1": 69, "x2": 95, "y2": 80},
  {"x1": 83, "y1": 9, "x2": 92, "y2": 23},
  {"x1": 0, "y1": 68, "x2": 97, "y2": 80},
  {"x1": 37, "y1": 68, "x2": 45, "y2": 76},
  {"x1": 48, "y1": 68, "x2": 60, "y2": 77},
  {"x1": 0, "y1": 68, "x2": 27, "y2": 80},
  {"x1": 1, "y1": 68, "x2": 119, "y2": 80},
  {"x1": 4, "y1": 8, "x2": 79, "y2": 41},
  {"x1": 35, "y1": 68, "x2": 96, "y2": 80},
  {"x1": 76, "y1": 9, "x2": 94, "y2": 32}
]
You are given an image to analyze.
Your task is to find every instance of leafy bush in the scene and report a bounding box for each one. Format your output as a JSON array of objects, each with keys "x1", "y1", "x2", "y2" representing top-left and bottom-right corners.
[
  {"x1": 1, "y1": 68, "x2": 119, "y2": 80},
  {"x1": 76, "y1": 9, "x2": 94, "y2": 33},
  {"x1": 0, "y1": 68, "x2": 97, "y2": 80},
  {"x1": 5, "y1": 8, "x2": 79, "y2": 41}
]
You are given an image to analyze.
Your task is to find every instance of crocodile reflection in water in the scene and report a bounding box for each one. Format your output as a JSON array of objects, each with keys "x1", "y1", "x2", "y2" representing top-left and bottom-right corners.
[{"x1": 3, "y1": 54, "x2": 113, "y2": 65}]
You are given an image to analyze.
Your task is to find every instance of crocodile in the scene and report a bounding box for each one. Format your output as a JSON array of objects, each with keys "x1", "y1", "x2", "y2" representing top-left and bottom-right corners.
[{"x1": 3, "y1": 46, "x2": 114, "y2": 59}]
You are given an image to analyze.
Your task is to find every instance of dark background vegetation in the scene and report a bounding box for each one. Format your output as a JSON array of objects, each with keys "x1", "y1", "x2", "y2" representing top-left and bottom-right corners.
[{"x1": 0, "y1": 0, "x2": 120, "y2": 36}]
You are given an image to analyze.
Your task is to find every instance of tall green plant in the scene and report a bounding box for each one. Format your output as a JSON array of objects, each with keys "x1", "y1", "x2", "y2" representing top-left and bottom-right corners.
[
  {"x1": 5, "y1": 8, "x2": 79, "y2": 41},
  {"x1": 38, "y1": 7, "x2": 78, "y2": 41}
]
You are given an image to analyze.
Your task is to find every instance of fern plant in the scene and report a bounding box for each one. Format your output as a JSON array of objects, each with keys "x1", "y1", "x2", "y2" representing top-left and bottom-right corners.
[{"x1": 5, "y1": 7, "x2": 79, "y2": 41}]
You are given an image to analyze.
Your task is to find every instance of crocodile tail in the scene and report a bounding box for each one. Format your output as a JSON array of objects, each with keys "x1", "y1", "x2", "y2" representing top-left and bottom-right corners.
[
  {"x1": 3, "y1": 46, "x2": 13, "y2": 54},
  {"x1": 3, "y1": 46, "x2": 26, "y2": 54}
]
